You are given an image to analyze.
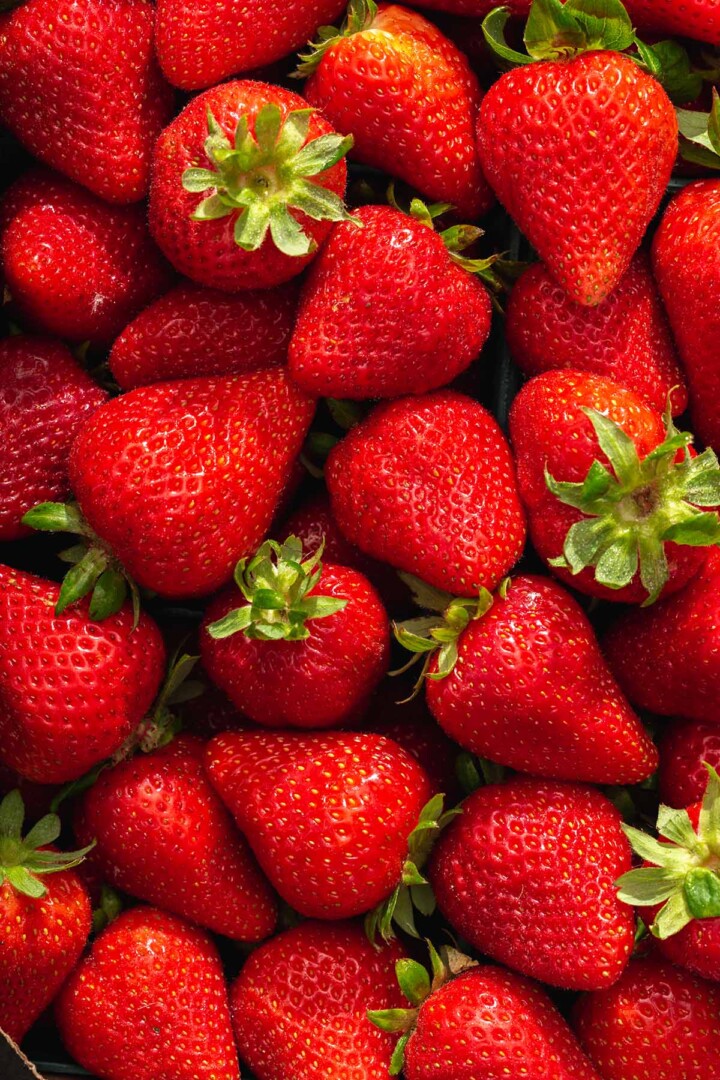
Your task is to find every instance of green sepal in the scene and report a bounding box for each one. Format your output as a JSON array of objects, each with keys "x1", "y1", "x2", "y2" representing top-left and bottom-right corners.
[
  {"x1": 325, "y1": 398, "x2": 368, "y2": 431},
  {"x1": 91, "y1": 886, "x2": 123, "y2": 935},
  {"x1": 483, "y1": 0, "x2": 633, "y2": 66},
  {"x1": 634, "y1": 40, "x2": 703, "y2": 104},
  {"x1": 677, "y1": 88, "x2": 720, "y2": 171},
  {"x1": 396, "y1": 959, "x2": 431, "y2": 1006},
  {"x1": 295, "y1": 0, "x2": 377, "y2": 78},
  {"x1": 21, "y1": 501, "x2": 89, "y2": 535},
  {"x1": 389, "y1": 1031, "x2": 411, "y2": 1077},
  {"x1": 482, "y1": 7, "x2": 535, "y2": 68},
  {"x1": 0, "y1": 791, "x2": 94, "y2": 899},
  {"x1": 684, "y1": 867, "x2": 720, "y2": 919},
  {"x1": 366, "y1": 1007, "x2": 415, "y2": 1034}
]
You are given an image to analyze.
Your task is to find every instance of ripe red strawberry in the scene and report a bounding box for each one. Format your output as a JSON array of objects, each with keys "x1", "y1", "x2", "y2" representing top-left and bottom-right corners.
[
  {"x1": 505, "y1": 255, "x2": 688, "y2": 415},
  {"x1": 0, "y1": 565, "x2": 165, "y2": 784},
  {"x1": 573, "y1": 954, "x2": 720, "y2": 1080},
  {"x1": 653, "y1": 180, "x2": 720, "y2": 449},
  {"x1": 156, "y1": 0, "x2": 346, "y2": 90},
  {"x1": 150, "y1": 80, "x2": 353, "y2": 292},
  {"x1": 74, "y1": 735, "x2": 277, "y2": 942},
  {"x1": 1, "y1": 169, "x2": 173, "y2": 345},
  {"x1": 109, "y1": 281, "x2": 298, "y2": 390},
  {"x1": 0, "y1": 0, "x2": 173, "y2": 204},
  {"x1": 509, "y1": 370, "x2": 720, "y2": 605},
  {"x1": 659, "y1": 719, "x2": 720, "y2": 809},
  {"x1": 201, "y1": 537, "x2": 390, "y2": 729},
  {"x1": 430, "y1": 777, "x2": 635, "y2": 990},
  {"x1": 289, "y1": 204, "x2": 492, "y2": 399},
  {"x1": 231, "y1": 920, "x2": 406, "y2": 1080},
  {"x1": 326, "y1": 391, "x2": 526, "y2": 597},
  {"x1": 55, "y1": 906, "x2": 241, "y2": 1080},
  {"x1": 300, "y1": 2, "x2": 492, "y2": 219},
  {"x1": 0, "y1": 791, "x2": 91, "y2": 1045},
  {"x1": 0, "y1": 336, "x2": 107, "y2": 541}
]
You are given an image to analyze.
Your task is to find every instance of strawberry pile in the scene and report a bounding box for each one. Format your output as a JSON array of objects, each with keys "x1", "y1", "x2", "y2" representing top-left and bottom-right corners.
[{"x1": 1, "y1": 1, "x2": 720, "y2": 1079}]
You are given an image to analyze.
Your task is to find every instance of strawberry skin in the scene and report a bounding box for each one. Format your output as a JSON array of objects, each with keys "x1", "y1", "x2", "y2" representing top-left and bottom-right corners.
[
  {"x1": 55, "y1": 906, "x2": 241, "y2": 1080},
  {"x1": 231, "y1": 921, "x2": 406, "y2": 1080},
  {"x1": 68, "y1": 371, "x2": 315, "y2": 598},
  {"x1": 205, "y1": 730, "x2": 432, "y2": 919},
  {"x1": 478, "y1": 52, "x2": 677, "y2": 306},
  {"x1": 0, "y1": 566, "x2": 165, "y2": 783},
  {"x1": 326, "y1": 391, "x2": 526, "y2": 597},
  {"x1": 289, "y1": 205, "x2": 492, "y2": 399},
  {"x1": 0, "y1": 336, "x2": 107, "y2": 541},
  {"x1": 430, "y1": 778, "x2": 635, "y2": 990},
  {"x1": 506, "y1": 255, "x2": 688, "y2": 416},
  {"x1": 74, "y1": 735, "x2": 277, "y2": 942},
  {"x1": 659, "y1": 720, "x2": 720, "y2": 809},
  {"x1": 0, "y1": 0, "x2": 173, "y2": 204}
]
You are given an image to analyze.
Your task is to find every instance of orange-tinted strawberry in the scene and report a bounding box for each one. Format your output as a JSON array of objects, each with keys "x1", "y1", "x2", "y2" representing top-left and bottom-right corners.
[{"x1": 659, "y1": 720, "x2": 720, "y2": 809}]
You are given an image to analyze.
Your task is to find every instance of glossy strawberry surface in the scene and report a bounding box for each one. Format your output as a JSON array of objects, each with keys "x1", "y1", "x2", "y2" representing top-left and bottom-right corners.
[{"x1": 658, "y1": 719, "x2": 720, "y2": 809}]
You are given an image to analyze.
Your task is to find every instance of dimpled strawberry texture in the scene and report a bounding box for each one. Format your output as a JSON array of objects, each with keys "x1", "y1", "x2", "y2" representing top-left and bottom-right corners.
[
  {"x1": 68, "y1": 371, "x2": 315, "y2": 598},
  {"x1": 404, "y1": 967, "x2": 601, "y2": 1080},
  {"x1": 304, "y1": 4, "x2": 492, "y2": 220},
  {"x1": 477, "y1": 53, "x2": 677, "y2": 307},
  {"x1": 231, "y1": 921, "x2": 406, "y2": 1080},
  {"x1": 0, "y1": 566, "x2": 166, "y2": 784},
  {"x1": 0, "y1": 0, "x2": 173, "y2": 203},
  {"x1": 658, "y1": 719, "x2": 720, "y2": 809},
  {"x1": 156, "y1": 0, "x2": 346, "y2": 89},
  {"x1": 109, "y1": 281, "x2": 297, "y2": 390},
  {"x1": 326, "y1": 391, "x2": 526, "y2": 598},
  {"x1": 55, "y1": 907, "x2": 241, "y2": 1080},
  {"x1": 430, "y1": 779, "x2": 635, "y2": 990},
  {"x1": 149, "y1": 81, "x2": 348, "y2": 291},
  {"x1": 0, "y1": 337, "x2": 107, "y2": 541},
  {"x1": 505, "y1": 255, "x2": 688, "y2": 416},
  {"x1": 205, "y1": 731, "x2": 432, "y2": 919}
]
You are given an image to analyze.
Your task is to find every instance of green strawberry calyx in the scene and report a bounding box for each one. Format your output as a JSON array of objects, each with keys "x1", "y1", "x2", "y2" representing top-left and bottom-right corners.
[
  {"x1": 295, "y1": 0, "x2": 377, "y2": 79},
  {"x1": 545, "y1": 403, "x2": 720, "y2": 605},
  {"x1": 616, "y1": 763, "x2": 720, "y2": 939},
  {"x1": 677, "y1": 87, "x2": 720, "y2": 171},
  {"x1": 181, "y1": 104, "x2": 355, "y2": 257},
  {"x1": 0, "y1": 790, "x2": 94, "y2": 899},
  {"x1": 207, "y1": 536, "x2": 348, "y2": 643}
]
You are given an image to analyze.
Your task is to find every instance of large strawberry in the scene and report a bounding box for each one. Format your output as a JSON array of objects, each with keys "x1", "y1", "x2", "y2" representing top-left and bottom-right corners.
[
  {"x1": 509, "y1": 370, "x2": 720, "y2": 605},
  {"x1": 231, "y1": 920, "x2": 406, "y2": 1080},
  {"x1": 659, "y1": 719, "x2": 720, "y2": 809},
  {"x1": 326, "y1": 391, "x2": 526, "y2": 597},
  {"x1": 0, "y1": 336, "x2": 107, "y2": 541},
  {"x1": 430, "y1": 777, "x2": 635, "y2": 990},
  {"x1": 299, "y1": 2, "x2": 492, "y2": 219},
  {"x1": 0, "y1": 0, "x2": 173, "y2": 204},
  {"x1": 55, "y1": 906, "x2": 241, "y2": 1080},
  {"x1": 150, "y1": 80, "x2": 353, "y2": 291},
  {"x1": 1, "y1": 169, "x2": 173, "y2": 345},
  {"x1": 0, "y1": 566, "x2": 165, "y2": 784},
  {"x1": 0, "y1": 791, "x2": 91, "y2": 1045}
]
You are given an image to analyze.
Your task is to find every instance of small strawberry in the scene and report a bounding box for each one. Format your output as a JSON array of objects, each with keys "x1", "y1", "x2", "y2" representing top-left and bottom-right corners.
[
  {"x1": 326, "y1": 390, "x2": 526, "y2": 597},
  {"x1": 0, "y1": 0, "x2": 173, "y2": 204},
  {"x1": 1, "y1": 169, "x2": 173, "y2": 345},
  {"x1": 149, "y1": 80, "x2": 353, "y2": 291},
  {"x1": 509, "y1": 370, "x2": 720, "y2": 605},
  {"x1": 0, "y1": 791, "x2": 91, "y2": 1045},
  {"x1": 659, "y1": 719, "x2": 720, "y2": 809},
  {"x1": 430, "y1": 777, "x2": 635, "y2": 990},
  {"x1": 231, "y1": 920, "x2": 406, "y2": 1080},
  {"x1": 55, "y1": 906, "x2": 241, "y2": 1080},
  {"x1": 109, "y1": 281, "x2": 298, "y2": 390},
  {"x1": 298, "y1": 1, "x2": 492, "y2": 219},
  {"x1": 0, "y1": 336, "x2": 107, "y2": 541},
  {"x1": 505, "y1": 255, "x2": 688, "y2": 415}
]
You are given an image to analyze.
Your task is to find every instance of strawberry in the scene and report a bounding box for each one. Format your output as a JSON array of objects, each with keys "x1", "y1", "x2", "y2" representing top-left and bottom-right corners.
[
  {"x1": 0, "y1": 0, "x2": 173, "y2": 204},
  {"x1": 201, "y1": 537, "x2": 390, "y2": 729},
  {"x1": 505, "y1": 255, "x2": 688, "y2": 416},
  {"x1": 659, "y1": 719, "x2": 720, "y2": 809},
  {"x1": 231, "y1": 920, "x2": 406, "y2": 1080},
  {"x1": 509, "y1": 370, "x2": 720, "y2": 605},
  {"x1": 326, "y1": 391, "x2": 526, "y2": 597},
  {"x1": 573, "y1": 954, "x2": 720, "y2": 1080},
  {"x1": 149, "y1": 80, "x2": 353, "y2": 292},
  {"x1": 109, "y1": 281, "x2": 298, "y2": 390},
  {"x1": 288, "y1": 203, "x2": 492, "y2": 399},
  {"x1": 430, "y1": 777, "x2": 635, "y2": 990},
  {"x1": 0, "y1": 565, "x2": 165, "y2": 784},
  {"x1": 299, "y1": 2, "x2": 492, "y2": 219},
  {"x1": 652, "y1": 180, "x2": 720, "y2": 450},
  {"x1": 156, "y1": 0, "x2": 346, "y2": 90},
  {"x1": 1, "y1": 169, "x2": 173, "y2": 345},
  {"x1": 74, "y1": 735, "x2": 277, "y2": 942},
  {"x1": 0, "y1": 791, "x2": 91, "y2": 1045},
  {"x1": 55, "y1": 906, "x2": 241, "y2": 1080},
  {"x1": 0, "y1": 336, "x2": 107, "y2": 541}
]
